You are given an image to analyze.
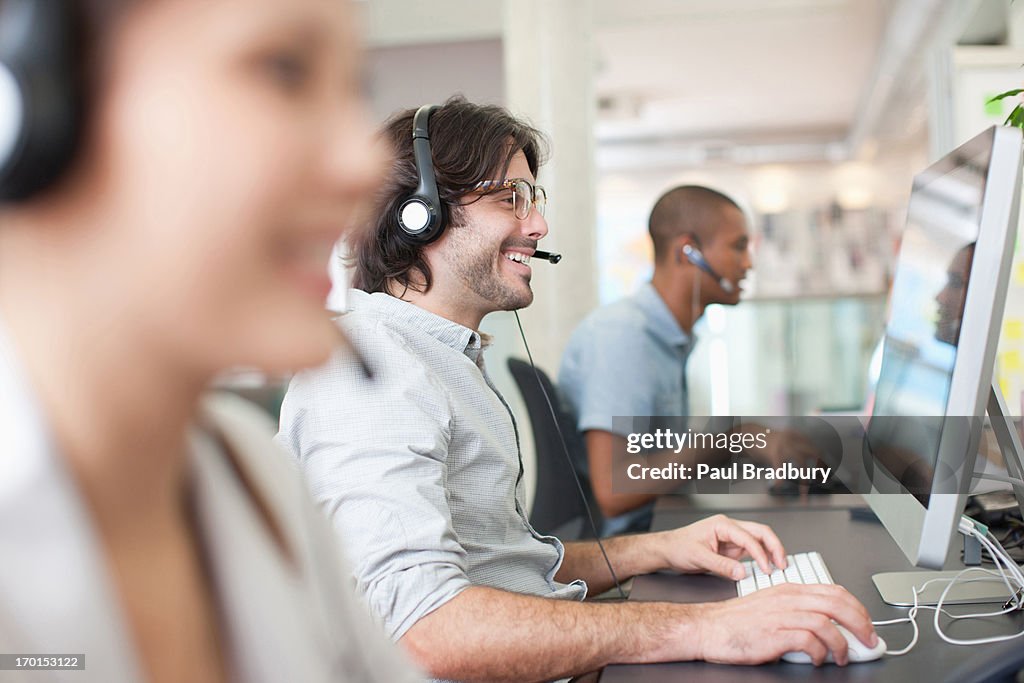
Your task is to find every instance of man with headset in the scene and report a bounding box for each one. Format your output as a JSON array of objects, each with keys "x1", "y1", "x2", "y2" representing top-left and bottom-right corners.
[
  {"x1": 560, "y1": 185, "x2": 758, "y2": 535},
  {"x1": 276, "y1": 97, "x2": 877, "y2": 681}
]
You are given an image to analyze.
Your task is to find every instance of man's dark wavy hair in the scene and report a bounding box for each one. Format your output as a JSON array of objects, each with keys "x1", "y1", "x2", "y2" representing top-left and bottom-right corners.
[{"x1": 349, "y1": 95, "x2": 548, "y2": 296}]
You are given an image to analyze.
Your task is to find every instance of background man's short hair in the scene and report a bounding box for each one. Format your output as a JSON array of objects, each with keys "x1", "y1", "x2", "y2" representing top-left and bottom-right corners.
[{"x1": 648, "y1": 185, "x2": 742, "y2": 263}]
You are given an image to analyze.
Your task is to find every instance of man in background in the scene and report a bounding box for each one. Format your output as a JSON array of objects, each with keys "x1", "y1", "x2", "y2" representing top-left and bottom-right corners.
[{"x1": 560, "y1": 186, "x2": 779, "y2": 533}]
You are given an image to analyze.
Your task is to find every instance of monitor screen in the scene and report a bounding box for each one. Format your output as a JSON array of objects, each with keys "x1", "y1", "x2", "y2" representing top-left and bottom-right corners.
[{"x1": 868, "y1": 148, "x2": 989, "y2": 505}]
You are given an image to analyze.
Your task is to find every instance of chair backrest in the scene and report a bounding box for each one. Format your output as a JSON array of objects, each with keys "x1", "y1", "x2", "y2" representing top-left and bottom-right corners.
[{"x1": 506, "y1": 357, "x2": 601, "y2": 540}]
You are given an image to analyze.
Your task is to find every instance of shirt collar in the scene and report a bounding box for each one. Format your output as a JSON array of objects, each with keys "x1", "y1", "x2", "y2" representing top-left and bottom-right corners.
[
  {"x1": 635, "y1": 282, "x2": 691, "y2": 348},
  {"x1": 346, "y1": 289, "x2": 487, "y2": 360}
]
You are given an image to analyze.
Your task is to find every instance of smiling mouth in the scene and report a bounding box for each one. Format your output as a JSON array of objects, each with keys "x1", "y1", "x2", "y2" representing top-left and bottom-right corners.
[{"x1": 504, "y1": 252, "x2": 532, "y2": 265}]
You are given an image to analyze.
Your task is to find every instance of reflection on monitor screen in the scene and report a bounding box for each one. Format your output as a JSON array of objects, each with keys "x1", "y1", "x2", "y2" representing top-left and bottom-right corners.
[{"x1": 869, "y1": 149, "x2": 988, "y2": 505}]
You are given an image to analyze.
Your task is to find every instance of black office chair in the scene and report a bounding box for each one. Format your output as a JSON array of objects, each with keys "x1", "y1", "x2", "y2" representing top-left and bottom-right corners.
[{"x1": 506, "y1": 357, "x2": 602, "y2": 541}]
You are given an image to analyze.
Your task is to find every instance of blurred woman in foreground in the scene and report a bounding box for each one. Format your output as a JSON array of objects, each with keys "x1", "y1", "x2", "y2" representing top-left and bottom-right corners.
[{"x1": 0, "y1": 1, "x2": 417, "y2": 681}]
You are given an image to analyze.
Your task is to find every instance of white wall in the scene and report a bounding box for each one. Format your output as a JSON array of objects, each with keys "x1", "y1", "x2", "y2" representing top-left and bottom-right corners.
[{"x1": 366, "y1": 39, "x2": 504, "y2": 120}]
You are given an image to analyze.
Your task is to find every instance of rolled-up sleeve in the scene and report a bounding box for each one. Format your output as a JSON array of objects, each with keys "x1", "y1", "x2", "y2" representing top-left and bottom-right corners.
[{"x1": 277, "y1": 321, "x2": 472, "y2": 640}]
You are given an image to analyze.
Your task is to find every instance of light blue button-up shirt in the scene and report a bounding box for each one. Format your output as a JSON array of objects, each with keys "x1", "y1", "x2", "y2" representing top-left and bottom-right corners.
[
  {"x1": 560, "y1": 282, "x2": 695, "y2": 433},
  {"x1": 559, "y1": 282, "x2": 696, "y2": 534}
]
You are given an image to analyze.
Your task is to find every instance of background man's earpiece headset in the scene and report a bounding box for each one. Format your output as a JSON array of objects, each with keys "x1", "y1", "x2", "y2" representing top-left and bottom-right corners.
[
  {"x1": 400, "y1": 104, "x2": 622, "y2": 594},
  {"x1": 679, "y1": 241, "x2": 735, "y2": 293}
]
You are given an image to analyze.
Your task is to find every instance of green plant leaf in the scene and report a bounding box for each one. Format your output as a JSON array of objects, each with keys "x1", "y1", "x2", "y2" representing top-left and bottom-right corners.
[
  {"x1": 989, "y1": 89, "x2": 1024, "y2": 104},
  {"x1": 1006, "y1": 104, "x2": 1024, "y2": 129},
  {"x1": 1007, "y1": 106, "x2": 1020, "y2": 127}
]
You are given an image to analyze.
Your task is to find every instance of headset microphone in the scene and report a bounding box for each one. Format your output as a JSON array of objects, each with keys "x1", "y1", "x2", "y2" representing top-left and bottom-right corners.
[
  {"x1": 681, "y1": 244, "x2": 734, "y2": 293},
  {"x1": 533, "y1": 250, "x2": 561, "y2": 264}
]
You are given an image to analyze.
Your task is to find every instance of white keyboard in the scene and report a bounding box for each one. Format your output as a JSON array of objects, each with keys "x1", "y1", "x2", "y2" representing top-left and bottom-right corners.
[{"x1": 736, "y1": 551, "x2": 834, "y2": 597}]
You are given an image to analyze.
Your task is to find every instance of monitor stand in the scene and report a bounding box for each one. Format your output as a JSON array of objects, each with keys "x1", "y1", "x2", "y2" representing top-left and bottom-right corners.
[{"x1": 873, "y1": 383, "x2": 1024, "y2": 606}]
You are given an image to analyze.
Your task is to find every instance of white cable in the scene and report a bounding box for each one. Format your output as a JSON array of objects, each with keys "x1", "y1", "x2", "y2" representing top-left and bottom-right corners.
[
  {"x1": 979, "y1": 532, "x2": 1024, "y2": 593},
  {"x1": 874, "y1": 571, "x2": 1021, "y2": 655},
  {"x1": 976, "y1": 532, "x2": 1024, "y2": 602},
  {"x1": 932, "y1": 530, "x2": 1024, "y2": 645},
  {"x1": 873, "y1": 526, "x2": 1024, "y2": 654},
  {"x1": 933, "y1": 572, "x2": 1024, "y2": 645},
  {"x1": 964, "y1": 535, "x2": 1020, "y2": 605},
  {"x1": 692, "y1": 262, "x2": 700, "y2": 331},
  {"x1": 873, "y1": 599, "x2": 920, "y2": 655}
]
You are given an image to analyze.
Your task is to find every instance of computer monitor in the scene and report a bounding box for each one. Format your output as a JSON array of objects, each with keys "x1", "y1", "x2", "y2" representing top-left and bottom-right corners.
[{"x1": 862, "y1": 125, "x2": 1024, "y2": 595}]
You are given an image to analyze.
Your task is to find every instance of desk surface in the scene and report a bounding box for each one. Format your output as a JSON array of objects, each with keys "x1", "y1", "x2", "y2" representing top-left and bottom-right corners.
[
  {"x1": 652, "y1": 493, "x2": 865, "y2": 532},
  {"x1": 602, "y1": 506, "x2": 1024, "y2": 682}
]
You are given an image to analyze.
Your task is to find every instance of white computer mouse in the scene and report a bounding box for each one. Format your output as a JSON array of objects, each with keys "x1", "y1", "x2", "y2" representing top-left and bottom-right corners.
[{"x1": 781, "y1": 624, "x2": 886, "y2": 664}]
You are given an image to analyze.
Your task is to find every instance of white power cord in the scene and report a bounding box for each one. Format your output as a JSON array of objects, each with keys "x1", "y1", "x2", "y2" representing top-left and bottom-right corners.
[{"x1": 873, "y1": 516, "x2": 1024, "y2": 655}]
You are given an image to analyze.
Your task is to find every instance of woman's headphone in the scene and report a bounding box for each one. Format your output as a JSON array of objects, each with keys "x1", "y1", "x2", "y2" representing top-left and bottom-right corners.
[{"x1": 0, "y1": 0, "x2": 83, "y2": 202}]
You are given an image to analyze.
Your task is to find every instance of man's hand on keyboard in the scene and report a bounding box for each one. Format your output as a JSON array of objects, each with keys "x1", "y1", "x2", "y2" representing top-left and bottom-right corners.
[
  {"x1": 693, "y1": 583, "x2": 878, "y2": 667},
  {"x1": 651, "y1": 514, "x2": 787, "y2": 580}
]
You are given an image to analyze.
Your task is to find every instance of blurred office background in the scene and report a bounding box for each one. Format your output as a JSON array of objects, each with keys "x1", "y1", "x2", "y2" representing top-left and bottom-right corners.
[{"x1": 229, "y1": 0, "x2": 1024, "y2": 503}]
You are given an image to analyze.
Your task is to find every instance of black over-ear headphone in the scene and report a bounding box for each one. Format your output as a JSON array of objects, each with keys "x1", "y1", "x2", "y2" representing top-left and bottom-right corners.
[
  {"x1": 396, "y1": 104, "x2": 447, "y2": 244},
  {"x1": 0, "y1": 0, "x2": 83, "y2": 202}
]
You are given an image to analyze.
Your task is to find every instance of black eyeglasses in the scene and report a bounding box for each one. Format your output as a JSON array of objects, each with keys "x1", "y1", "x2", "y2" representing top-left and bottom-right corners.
[{"x1": 475, "y1": 178, "x2": 547, "y2": 220}]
